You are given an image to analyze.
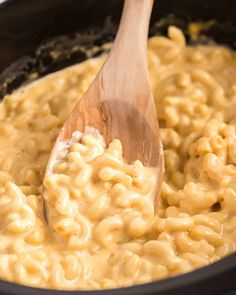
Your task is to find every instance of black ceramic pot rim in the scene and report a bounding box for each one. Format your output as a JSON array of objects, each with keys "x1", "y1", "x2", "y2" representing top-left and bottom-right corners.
[{"x1": 0, "y1": 252, "x2": 235, "y2": 295}]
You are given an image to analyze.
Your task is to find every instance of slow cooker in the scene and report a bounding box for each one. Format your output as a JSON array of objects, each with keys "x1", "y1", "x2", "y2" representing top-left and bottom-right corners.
[{"x1": 0, "y1": 0, "x2": 236, "y2": 294}]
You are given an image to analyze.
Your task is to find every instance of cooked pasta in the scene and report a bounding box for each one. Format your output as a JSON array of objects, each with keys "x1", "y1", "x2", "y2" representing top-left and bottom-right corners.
[{"x1": 0, "y1": 26, "x2": 235, "y2": 290}]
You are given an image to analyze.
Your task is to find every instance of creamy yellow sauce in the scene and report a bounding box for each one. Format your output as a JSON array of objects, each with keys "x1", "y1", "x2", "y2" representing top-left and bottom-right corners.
[{"x1": 0, "y1": 26, "x2": 235, "y2": 290}]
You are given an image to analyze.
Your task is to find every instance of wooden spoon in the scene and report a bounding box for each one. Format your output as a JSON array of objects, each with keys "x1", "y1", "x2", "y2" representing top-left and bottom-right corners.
[{"x1": 43, "y1": 0, "x2": 164, "y2": 219}]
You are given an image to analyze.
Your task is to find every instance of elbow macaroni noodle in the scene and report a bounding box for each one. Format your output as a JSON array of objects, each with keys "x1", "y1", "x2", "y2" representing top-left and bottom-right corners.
[{"x1": 0, "y1": 26, "x2": 235, "y2": 289}]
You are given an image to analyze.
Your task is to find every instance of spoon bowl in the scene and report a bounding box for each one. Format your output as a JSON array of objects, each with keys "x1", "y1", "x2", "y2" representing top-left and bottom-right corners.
[{"x1": 43, "y1": 0, "x2": 164, "y2": 220}]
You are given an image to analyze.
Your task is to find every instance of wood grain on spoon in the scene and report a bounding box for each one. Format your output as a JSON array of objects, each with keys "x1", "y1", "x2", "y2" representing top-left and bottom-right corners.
[{"x1": 43, "y1": 0, "x2": 164, "y2": 216}]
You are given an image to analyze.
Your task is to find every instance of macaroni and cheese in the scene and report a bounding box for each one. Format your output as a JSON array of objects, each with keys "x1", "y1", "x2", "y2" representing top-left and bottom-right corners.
[{"x1": 0, "y1": 26, "x2": 235, "y2": 290}]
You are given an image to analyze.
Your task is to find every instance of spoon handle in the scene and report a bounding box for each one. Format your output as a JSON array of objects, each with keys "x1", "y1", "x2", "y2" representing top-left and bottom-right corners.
[
  {"x1": 101, "y1": 0, "x2": 155, "y2": 121},
  {"x1": 112, "y1": 0, "x2": 154, "y2": 56}
]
